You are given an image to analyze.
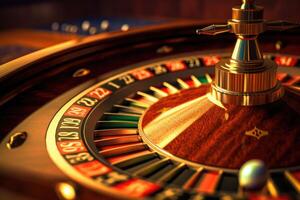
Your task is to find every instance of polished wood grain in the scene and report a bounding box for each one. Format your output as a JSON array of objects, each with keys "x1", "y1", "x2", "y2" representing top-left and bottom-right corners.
[{"x1": 142, "y1": 86, "x2": 300, "y2": 169}]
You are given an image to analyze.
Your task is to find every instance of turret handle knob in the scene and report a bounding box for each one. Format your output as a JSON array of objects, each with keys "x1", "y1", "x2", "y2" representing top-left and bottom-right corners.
[{"x1": 196, "y1": 24, "x2": 231, "y2": 36}]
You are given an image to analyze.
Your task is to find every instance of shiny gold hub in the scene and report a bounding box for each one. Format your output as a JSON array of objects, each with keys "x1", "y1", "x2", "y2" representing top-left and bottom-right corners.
[
  {"x1": 211, "y1": 82, "x2": 283, "y2": 106},
  {"x1": 214, "y1": 60, "x2": 277, "y2": 92},
  {"x1": 212, "y1": 57, "x2": 283, "y2": 105}
]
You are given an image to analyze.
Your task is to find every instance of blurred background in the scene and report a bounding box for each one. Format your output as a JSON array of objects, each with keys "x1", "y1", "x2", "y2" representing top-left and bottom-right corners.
[
  {"x1": 0, "y1": 0, "x2": 299, "y2": 64},
  {"x1": 1, "y1": 0, "x2": 300, "y2": 29}
]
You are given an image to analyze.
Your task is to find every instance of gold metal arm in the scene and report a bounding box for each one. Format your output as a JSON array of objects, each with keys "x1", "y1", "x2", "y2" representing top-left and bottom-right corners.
[
  {"x1": 198, "y1": 20, "x2": 300, "y2": 36},
  {"x1": 266, "y1": 20, "x2": 300, "y2": 31}
]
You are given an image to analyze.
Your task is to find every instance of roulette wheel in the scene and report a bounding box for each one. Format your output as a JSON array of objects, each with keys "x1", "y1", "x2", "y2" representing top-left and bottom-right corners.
[{"x1": 1, "y1": 0, "x2": 300, "y2": 199}]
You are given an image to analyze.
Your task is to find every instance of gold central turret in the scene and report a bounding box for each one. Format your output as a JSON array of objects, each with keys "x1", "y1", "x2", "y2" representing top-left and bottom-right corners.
[{"x1": 197, "y1": 0, "x2": 287, "y2": 106}]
